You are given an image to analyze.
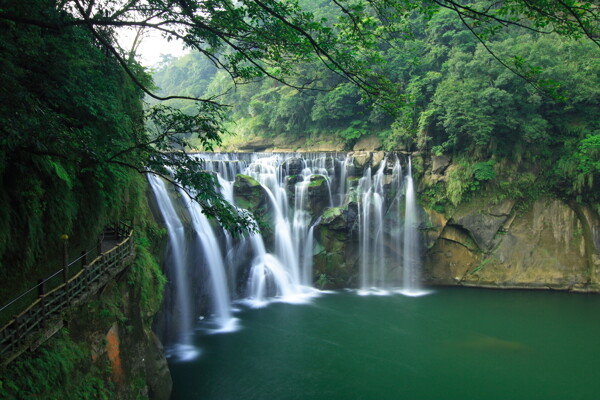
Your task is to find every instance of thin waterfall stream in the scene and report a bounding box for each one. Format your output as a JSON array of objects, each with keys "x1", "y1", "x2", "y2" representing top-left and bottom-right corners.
[
  {"x1": 147, "y1": 174, "x2": 198, "y2": 360},
  {"x1": 400, "y1": 157, "x2": 429, "y2": 296}
]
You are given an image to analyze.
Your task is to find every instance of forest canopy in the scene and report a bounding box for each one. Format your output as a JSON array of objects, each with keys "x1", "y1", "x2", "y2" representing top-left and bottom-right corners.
[
  {"x1": 0, "y1": 0, "x2": 598, "y2": 279},
  {"x1": 149, "y1": 0, "x2": 599, "y2": 209}
]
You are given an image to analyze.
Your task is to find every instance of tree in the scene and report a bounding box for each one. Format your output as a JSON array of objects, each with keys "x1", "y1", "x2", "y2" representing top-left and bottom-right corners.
[
  {"x1": 0, "y1": 0, "x2": 392, "y2": 235},
  {"x1": 4, "y1": 0, "x2": 596, "y2": 104},
  {"x1": 1, "y1": 0, "x2": 597, "y2": 232}
]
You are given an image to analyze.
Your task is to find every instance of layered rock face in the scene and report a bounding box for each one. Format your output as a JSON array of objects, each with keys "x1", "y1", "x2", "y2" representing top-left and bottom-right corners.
[
  {"x1": 70, "y1": 269, "x2": 173, "y2": 400},
  {"x1": 314, "y1": 204, "x2": 360, "y2": 288},
  {"x1": 426, "y1": 198, "x2": 600, "y2": 290},
  {"x1": 421, "y1": 161, "x2": 600, "y2": 292}
]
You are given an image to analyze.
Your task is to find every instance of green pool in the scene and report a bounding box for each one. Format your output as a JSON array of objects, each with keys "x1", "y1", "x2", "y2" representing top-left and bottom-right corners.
[{"x1": 169, "y1": 288, "x2": 600, "y2": 400}]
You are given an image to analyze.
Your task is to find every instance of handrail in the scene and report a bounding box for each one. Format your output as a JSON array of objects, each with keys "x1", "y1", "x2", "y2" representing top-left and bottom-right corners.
[
  {"x1": 0, "y1": 222, "x2": 135, "y2": 366},
  {"x1": 0, "y1": 221, "x2": 132, "y2": 316}
]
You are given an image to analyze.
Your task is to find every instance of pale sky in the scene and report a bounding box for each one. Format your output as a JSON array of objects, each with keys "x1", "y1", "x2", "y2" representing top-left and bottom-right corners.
[{"x1": 118, "y1": 28, "x2": 188, "y2": 68}]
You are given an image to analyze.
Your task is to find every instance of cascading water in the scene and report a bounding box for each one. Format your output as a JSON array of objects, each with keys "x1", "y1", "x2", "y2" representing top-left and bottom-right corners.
[
  {"x1": 239, "y1": 154, "x2": 333, "y2": 305},
  {"x1": 246, "y1": 157, "x2": 303, "y2": 300},
  {"x1": 147, "y1": 174, "x2": 197, "y2": 359},
  {"x1": 149, "y1": 152, "x2": 429, "y2": 353},
  {"x1": 356, "y1": 155, "x2": 429, "y2": 296},
  {"x1": 390, "y1": 159, "x2": 404, "y2": 285},
  {"x1": 245, "y1": 231, "x2": 298, "y2": 307},
  {"x1": 399, "y1": 157, "x2": 429, "y2": 296},
  {"x1": 180, "y1": 190, "x2": 237, "y2": 331},
  {"x1": 293, "y1": 168, "x2": 321, "y2": 287},
  {"x1": 358, "y1": 164, "x2": 385, "y2": 293}
]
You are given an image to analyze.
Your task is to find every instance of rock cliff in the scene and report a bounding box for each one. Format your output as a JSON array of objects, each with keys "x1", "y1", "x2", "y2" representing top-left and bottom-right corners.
[{"x1": 423, "y1": 197, "x2": 600, "y2": 291}]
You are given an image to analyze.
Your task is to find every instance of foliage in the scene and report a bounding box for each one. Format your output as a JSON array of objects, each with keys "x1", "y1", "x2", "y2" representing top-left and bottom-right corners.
[
  {"x1": 441, "y1": 159, "x2": 496, "y2": 206},
  {"x1": 552, "y1": 133, "x2": 600, "y2": 208},
  {"x1": 316, "y1": 273, "x2": 334, "y2": 289},
  {"x1": 128, "y1": 236, "x2": 167, "y2": 317},
  {"x1": 446, "y1": 163, "x2": 474, "y2": 206},
  {"x1": 1, "y1": 0, "x2": 597, "y2": 226},
  {"x1": 0, "y1": 330, "x2": 114, "y2": 400},
  {"x1": 0, "y1": 0, "x2": 597, "y2": 304},
  {"x1": 419, "y1": 182, "x2": 449, "y2": 214},
  {"x1": 0, "y1": 2, "x2": 147, "y2": 295},
  {"x1": 472, "y1": 160, "x2": 497, "y2": 182},
  {"x1": 180, "y1": 4, "x2": 600, "y2": 210}
]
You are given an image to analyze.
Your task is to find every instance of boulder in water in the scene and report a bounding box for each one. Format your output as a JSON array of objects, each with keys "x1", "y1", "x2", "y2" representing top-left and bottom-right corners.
[
  {"x1": 307, "y1": 175, "x2": 330, "y2": 217},
  {"x1": 233, "y1": 174, "x2": 272, "y2": 233},
  {"x1": 314, "y1": 204, "x2": 360, "y2": 288}
]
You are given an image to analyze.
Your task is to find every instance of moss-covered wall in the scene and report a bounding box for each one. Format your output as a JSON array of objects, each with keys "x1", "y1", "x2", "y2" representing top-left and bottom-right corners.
[{"x1": 0, "y1": 176, "x2": 172, "y2": 400}]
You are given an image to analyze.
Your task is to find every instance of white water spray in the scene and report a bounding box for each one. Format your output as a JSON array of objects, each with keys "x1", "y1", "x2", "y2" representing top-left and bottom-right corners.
[
  {"x1": 399, "y1": 157, "x2": 429, "y2": 296},
  {"x1": 147, "y1": 174, "x2": 197, "y2": 359},
  {"x1": 180, "y1": 190, "x2": 237, "y2": 332}
]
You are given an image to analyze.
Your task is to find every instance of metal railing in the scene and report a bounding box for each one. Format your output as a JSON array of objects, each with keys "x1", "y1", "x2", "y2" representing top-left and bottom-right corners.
[{"x1": 0, "y1": 222, "x2": 135, "y2": 366}]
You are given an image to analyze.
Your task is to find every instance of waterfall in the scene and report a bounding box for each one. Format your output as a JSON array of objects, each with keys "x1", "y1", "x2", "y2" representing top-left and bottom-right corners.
[
  {"x1": 147, "y1": 174, "x2": 197, "y2": 359},
  {"x1": 293, "y1": 169, "x2": 314, "y2": 287},
  {"x1": 336, "y1": 156, "x2": 351, "y2": 206},
  {"x1": 241, "y1": 155, "x2": 323, "y2": 306},
  {"x1": 391, "y1": 158, "x2": 404, "y2": 285},
  {"x1": 358, "y1": 160, "x2": 387, "y2": 294},
  {"x1": 149, "y1": 152, "x2": 429, "y2": 349},
  {"x1": 399, "y1": 157, "x2": 429, "y2": 296},
  {"x1": 180, "y1": 190, "x2": 237, "y2": 332},
  {"x1": 355, "y1": 155, "x2": 430, "y2": 296},
  {"x1": 245, "y1": 232, "x2": 299, "y2": 307}
]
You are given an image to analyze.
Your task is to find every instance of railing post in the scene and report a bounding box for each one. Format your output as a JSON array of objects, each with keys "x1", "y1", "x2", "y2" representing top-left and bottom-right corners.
[
  {"x1": 13, "y1": 315, "x2": 22, "y2": 342},
  {"x1": 37, "y1": 278, "x2": 46, "y2": 297},
  {"x1": 39, "y1": 294, "x2": 46, "y2": 328},
  {"x1": 61, "y1": 234, "x2": 69, "y2": 283}
]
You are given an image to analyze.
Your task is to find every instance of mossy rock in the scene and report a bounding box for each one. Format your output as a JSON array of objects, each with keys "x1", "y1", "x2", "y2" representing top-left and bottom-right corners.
[
  {"x1": 352, "y1": 151, "x2": 372, "y2": 172},
  {"x1": 320, "y1": 206, "x2": 346, "y2": 230},
  {"x1": 281, "y1": 158, "x2": 304, "y2": 176},
  {"x1": 309, "y1": 175, "x2": 326, "y2": 187},
  {"x1": 317, "y1": 226, "x2": 346, "y2": 253},
  {"x1": 307, "y1": 175, "x2": 330, "y2": 216},
  {"x1": 233, "y1": 174, "x2": 267, "y2": 212},
  {"x1": 313, "y1": 251, "x2": 354, "y2": 289}
]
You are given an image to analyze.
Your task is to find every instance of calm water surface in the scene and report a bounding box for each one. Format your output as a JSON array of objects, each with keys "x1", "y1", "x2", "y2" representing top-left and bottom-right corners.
[{"x1": 169, "y1": 288, "x2": 600, "y2": 400}]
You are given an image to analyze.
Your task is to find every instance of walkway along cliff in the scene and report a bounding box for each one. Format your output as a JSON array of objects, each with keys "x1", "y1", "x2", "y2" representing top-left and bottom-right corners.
[{"x1": 0, "y1": 222, "x2": 135, "y2": 366}]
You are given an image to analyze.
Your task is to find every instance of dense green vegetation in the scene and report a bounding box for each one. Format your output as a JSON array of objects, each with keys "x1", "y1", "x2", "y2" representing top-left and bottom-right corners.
[
  {"x1": 0, "y1": 0, "x2": 148, "y2": 299},
  {"x1": 0, "y1": 330, "x2": 114, "y2": 399},
  {"x1": 0, "y1": 225, "x2": 168, "y2": 399},
  {"x1": 152, "y1": 1, "x2": 599, "y2": 213},
  {"x1": 0, "y1": 3, "x2": 169, "y2": 396}
]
